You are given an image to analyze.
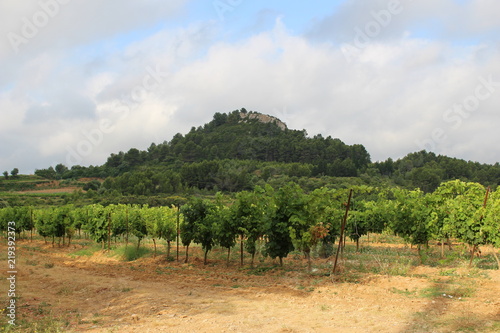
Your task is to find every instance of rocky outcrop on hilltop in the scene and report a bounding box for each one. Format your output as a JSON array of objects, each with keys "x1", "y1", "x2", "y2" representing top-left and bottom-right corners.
[{"x1": 239, "y1": 111, "x2": 287, "y2": 130}]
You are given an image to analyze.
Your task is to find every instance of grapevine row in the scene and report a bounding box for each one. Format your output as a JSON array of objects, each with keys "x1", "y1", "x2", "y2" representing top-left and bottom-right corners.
[{"x1": 1, "y1": 180, "x2": 499, "y2": 269}]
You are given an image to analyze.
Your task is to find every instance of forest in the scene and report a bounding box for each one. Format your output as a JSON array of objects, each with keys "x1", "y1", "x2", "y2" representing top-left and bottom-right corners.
[{"x1": 24, "y1": 109, "x2": 500, "y2": 200}]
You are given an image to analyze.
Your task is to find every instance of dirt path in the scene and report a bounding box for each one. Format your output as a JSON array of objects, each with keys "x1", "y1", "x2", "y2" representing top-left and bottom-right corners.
[{"x1": 1, "y1": 240, "x2": 499, "y2": 332}]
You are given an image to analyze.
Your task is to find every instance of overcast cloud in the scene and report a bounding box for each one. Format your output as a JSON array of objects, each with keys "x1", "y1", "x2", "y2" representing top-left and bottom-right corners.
[{"x1": 1, "y1": 0, "x2": 499, "y2": 174}]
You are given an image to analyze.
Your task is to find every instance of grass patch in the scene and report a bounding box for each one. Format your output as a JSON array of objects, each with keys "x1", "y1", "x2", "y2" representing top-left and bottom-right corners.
[
  {"x1": 341, "y1": 245, "x2": 416, "y2": 278},
  {"x1": 420, "y1": 280, "x2": 475, "y2": 299},
  {"x1": 113, "y1": 245, "x2": 152, "y2": 261},
  {"x1": 439, "y1": 268, "x2": 458, "y2": 276},
  {"x1": 69, "y1": 245, "x2": 101, "y2": 258}
]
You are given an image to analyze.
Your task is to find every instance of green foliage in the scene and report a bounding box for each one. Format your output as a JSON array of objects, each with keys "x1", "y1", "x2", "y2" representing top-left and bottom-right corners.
[
  {"x1": 18, "y1": 111, "x2": 500, "y2": 199},
  {"x1": 484, "y1": 190, "x2": 500, "y2": 248},
  {"x1": 31, "y1": 205, "x2": 75, "y2": 245},
  {"x1": 441, "y1": 181, "x2": 488, "y2": 248},
  {"x1": 114, "y1": 245, "x2": 152, "y2": 261},
  {"x1": 180, "y1": 197, "x2": 217, "y2": 264},
  {"x1": 83, "y1": 180, "x2": 101, "y2": 191},
  {"x1": 34, "y1": 166, "x2": 57, "y2": 180},
  {"x1": 264, "y1": 183, "x2": 302, "y2": 265},
  {"x1": 374, "y1": 150, "x2": 500, "y2": 191},
  {"x1": 129, "y1": 205, "x2": 147, "y2": 246},
  {"x1": 1, "y1": 176, "x2": 500, "y2": 276},
  {"x1": 180, "y1": 198, "x2": 204, "y2": 248},
  {"x1": 232, "y1": 186, "x2": 274, "y2": 260},
  {"x1": 389, "y1": 189, "x2": 432, "y2": 246},
  {"x1": 10, "y1": 168, "x2": 19, "y2": 178},
  {"x1": 85, "y1": 204, "x2": 108, "y2": 244},
  {"x1": 0, "y1": 206, "x2": 16, "y2": 232},
  {"x1": 211, "y1": 194, "x2": 237, "y2": 252}
]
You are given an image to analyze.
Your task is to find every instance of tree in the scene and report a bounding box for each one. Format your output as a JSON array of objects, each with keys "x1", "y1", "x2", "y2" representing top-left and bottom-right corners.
[
  {"x1": 389, "y1": 188, "x2": 432, "y2": 261},
  {"x1": 10, "y1": 168, "x2": 19, "y2": 178},
  {"x1": 34, "y1": 208, "x2": 56, "y2": 244},
  {"x1": 283, "y1": 185, "x2": 318, "y2": 272},
  {"x1": 180, "y1": 198, "x2": 208, "y2": 263},
  {"x1": 483, "y1": 188, "x2": 500, "y2": 269},
  {"x1": 264, "y1": 183, "x2": 300, "y2": 266},
  {"x1": 232, "y1": 186, "x2": 274, "y2": 266},
  {"x1": 212, "y1": 194, "x2": 237, "y2": 266},
  {"x1": 307, "y1": 187, "x2": 347, "y2": 258},
  {"x1": 410, "y1": 163, "x2": 443, "y2": 193},
  {"x1": 440, "y1": 181, "x2": 488, "y2": 265},
  {"x1": 85, "y1": 205, "x2": 109, "y2": 247},
  {"x1": 144, "y1": 206, "x2": 177, "y2": 258},
  {"x1": 34, "y1": 167, "x2": 57, "y2": 180},
  {"x1": 194, "y1": 203, "x2": 217, "y2": 265},
  {"x1": 130, "y1": 205, "x2": 147, "y2": 250},
  {"x1": 0, "y1": 207, "x2": 16, "y2": 234},
  {"x1": 34, "y1": 206, "x2": 74, "y2": 247},
  {"x1": 159, "y1": 206, "x2": 178, "y2": 259},
  {"x1": 346, "y1": 205, "x2": 367, "y2": 252},
  {"x1": 3, "y1": 171, "x2": 8, "y2": 180},
  {"x1": 55, "y1": 164, "x2": 68, "y2": 177},
  {"x1": 124, "y1": 148, "x2": 143, "y2": 167},
  {"x1": 14, "y1": 206, "x2": 35, "y2": 240}
]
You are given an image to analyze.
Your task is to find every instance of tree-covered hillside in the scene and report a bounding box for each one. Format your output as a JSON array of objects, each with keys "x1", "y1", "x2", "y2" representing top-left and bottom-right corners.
[
  {"x1": 29, "y1": 108, "x2": 500, "y2": 196},
  {"x1": 102, "y1": 109, "x2": 371, "y2": 176}
]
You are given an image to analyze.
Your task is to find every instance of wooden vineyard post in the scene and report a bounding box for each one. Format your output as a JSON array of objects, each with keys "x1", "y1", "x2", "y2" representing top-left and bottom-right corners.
[
  {"x1": 332, "y1": 189, "x2": 353, "y2": 278},
  {"x1": 125, "y1": 207, "x2": 129, "y2": 248},
  {"x1": 240, "y1": 234, "x2": 244, "y2": 267},
  {"x1": 176, "y1": 205, "x2": 180, "y2": 262},
  {"x1": 107, "y1": 212, "x2": 111, "y2": 251},
  {"x1": 30, "y1": 208, "x2": 34, "y2": 242}
]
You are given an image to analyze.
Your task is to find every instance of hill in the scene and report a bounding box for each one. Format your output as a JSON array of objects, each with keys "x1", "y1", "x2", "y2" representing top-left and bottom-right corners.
[
  {"x1": 101, "y1": 109, "x2": 370, "y2": 174},
  {"x1": 16, "y1": 108, "x2": 500, "y2": 198}
]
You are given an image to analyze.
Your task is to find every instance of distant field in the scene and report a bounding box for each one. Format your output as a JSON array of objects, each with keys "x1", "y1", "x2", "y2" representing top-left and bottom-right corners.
[
  {"x1": 16, "y1": 187, "x2": 82, "y2": 194},
  {"x1": 0, "y1": 175, "x2": 85, "y2": 194}
]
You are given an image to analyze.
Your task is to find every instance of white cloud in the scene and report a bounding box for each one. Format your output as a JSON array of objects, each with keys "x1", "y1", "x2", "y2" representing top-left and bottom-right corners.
[
  {"x1": 306, "y1": 0, "x2": 500, "y2": 44},
  {"x1": 1, "y1": 1, "x2": 500, "y2": 174}
]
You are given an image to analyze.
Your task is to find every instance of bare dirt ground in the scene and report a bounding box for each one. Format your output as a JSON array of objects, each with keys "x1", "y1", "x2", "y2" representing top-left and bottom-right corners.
[{"x1": 1, "y1": 240, "x2": 499, "y2": 333}]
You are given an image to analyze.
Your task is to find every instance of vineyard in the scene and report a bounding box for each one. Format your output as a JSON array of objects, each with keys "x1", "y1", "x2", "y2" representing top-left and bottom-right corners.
[
  {"x1": 1, "y1": 179, "x2": 500, "y2": 332},
  {"x1": 2, "y1": 180, "x2": 499, "y2": 271}
]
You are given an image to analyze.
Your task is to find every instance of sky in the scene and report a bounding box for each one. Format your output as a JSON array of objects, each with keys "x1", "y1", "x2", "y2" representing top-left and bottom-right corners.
[{"x1": 1, "y1": 0, "x2": 499, "y2": 174}]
